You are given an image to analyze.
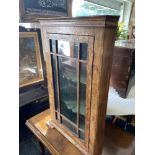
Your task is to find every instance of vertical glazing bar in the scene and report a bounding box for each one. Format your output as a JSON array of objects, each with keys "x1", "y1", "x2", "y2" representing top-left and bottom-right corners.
[
  {"x1": 77, "y1": 43, "x2": 80, "y2": 137},
  {"x1": 54, "y1": 40, "x2": 62, "y2": 123}
]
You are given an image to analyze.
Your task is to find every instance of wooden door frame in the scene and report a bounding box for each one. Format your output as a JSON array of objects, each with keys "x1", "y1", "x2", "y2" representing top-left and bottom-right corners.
[{"x1": 44, "y1": 33, "x2": 94, "y2": 154}]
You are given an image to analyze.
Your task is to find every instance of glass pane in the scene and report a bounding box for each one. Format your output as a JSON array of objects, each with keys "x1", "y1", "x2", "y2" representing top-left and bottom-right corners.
[
  {"x1": 50, "y1": 54, "x2": 59, "y2": 110},
  {"x1": 79, "y1": 130, "x2": 85, "y2": 140},
  {"x1": 80, "y1": 43, "x2": 88, "y2": 60},
  {"x1": 50, "y1": 38, "x2": 89, "y2": 139},
  {"x1": 58, "y1": 57, "x2": 77, "y2": 124},
  {"x1": 58, "y1": 40, "x2": 79, "y2": 58},
  {"x1": 72, "y1": 0, "x2": 120, "y2": 17},
  {"x1": 19, "y1": 37, "x2": 39, "y2": 84},
  {"x1": 50, "y1": 39, "x2": 57, "y2": 53},
  {"x1": 61, "y1": 117, "x2": 77, "y2": 136},
  {"x1": 79, "y1": 63, "x2": 87, "y2": 130},
  {"x1": 58, "y1": 40, "x2": 71, "y2": 56}
]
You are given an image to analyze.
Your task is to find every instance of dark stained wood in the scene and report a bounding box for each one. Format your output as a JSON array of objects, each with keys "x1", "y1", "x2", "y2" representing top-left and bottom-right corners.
[
  {"x1": 19, "y1": 87, "x2": 48, "y2": 107},
  {"x1": 39, "y1": 16, "x2": 119, "y2": 28},
  {"x1": 39, "y1": 16, "x2": 119, "y2": 155},
  {"x1": 110, "y1": 46, "x2": 135, "y2": 98},
  {"x1": 26, "y1": 109, "x2": 135, "y2": 155},
  {"x1": 19, "y1": 0, "x2": 70, "y2": 22}
]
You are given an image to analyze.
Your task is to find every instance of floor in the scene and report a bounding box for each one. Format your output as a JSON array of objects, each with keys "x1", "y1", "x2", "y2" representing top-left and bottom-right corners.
[
  {"x1": 20, "y1": 137, "x2": 51, "y2": 155},
  {"x1": 19, "y1": 100, "x2": 50, "y2": 155},
  {"x1": 19, "y1": 124, "x2": 51, "y2": 155},
  {"x1": 103, "y1": 119, "x2": 135, "y2": 155},
  {"x1": 19, "y1": 116, "x2": 134, "y2": 155}
]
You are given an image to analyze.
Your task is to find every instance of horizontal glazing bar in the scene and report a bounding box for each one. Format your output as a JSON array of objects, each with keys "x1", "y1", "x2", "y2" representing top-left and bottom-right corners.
[
  {"x1": 50, "y1": 52, "x2": 87, "y2": 64},
  {"x1": 55, "y1": 111, "x2": 85, "y2": 134}
]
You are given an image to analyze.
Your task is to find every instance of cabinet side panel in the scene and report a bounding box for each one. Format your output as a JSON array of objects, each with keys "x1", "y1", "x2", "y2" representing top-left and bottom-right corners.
[
  {"x1": 89, "y1": 28, "x2": 117, "y2": 155},
  {"x1": 89, "y1": 28, "x2": 104, "y2": 155}
]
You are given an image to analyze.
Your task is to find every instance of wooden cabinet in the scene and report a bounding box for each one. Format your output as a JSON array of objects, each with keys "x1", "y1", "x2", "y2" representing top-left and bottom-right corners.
[
  {"x1": 39, "y1": 16, "x2": 119, "y2": 155},
  {"x1": 110, "y1": 42, "x2": 135, "y2": 98}
]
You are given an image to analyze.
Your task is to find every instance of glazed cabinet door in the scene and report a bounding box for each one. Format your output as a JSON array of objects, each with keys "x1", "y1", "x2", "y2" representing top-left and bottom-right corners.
[{"x1": 46, "y1": 33, "x2": 94, "y2": 152}]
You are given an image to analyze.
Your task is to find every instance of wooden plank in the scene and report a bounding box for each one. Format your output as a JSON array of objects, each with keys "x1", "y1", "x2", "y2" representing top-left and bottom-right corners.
[
  {"x1": 112, "y1": 56, "x2": 132, "y2": 66},
  {"x1": 110, "y1": 47, "x2": 134, "y2": 98},
  {"x1": 84, "y1": 36, "x2": 94, "y2": 150},
  {"x1": 113, "y1": 47, "x2": 134, "y2": 57},
  {"x1": 55, "y1": 41, "x2": 62, "y2": 122},
  {"x1": 77, "y1": 43, "x2": 80, "y2": 136},
  {"x1": 19, "y1": 87, "x2": 48, "y2": 107},
  {"x1": 67, "y1": 0, "x2": 73, "y2": 17},
  {"x1": 43, "y1": 33, "x2": 56, "y2": 120},
  {"x1": 49, "y1": 120, "x2": 88, "y2": 155},
  {"x1": 39, "y1": 16, "x2": 119, "y2": 28},
  {"x1": 48, "y1": 33, "x2": 92, "y2": 44}
]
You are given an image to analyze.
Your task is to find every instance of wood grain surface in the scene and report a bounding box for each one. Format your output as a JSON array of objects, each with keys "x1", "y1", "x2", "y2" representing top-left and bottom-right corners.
[{"x1": 26, "y1": 109, "x2": 135, "y2": 155}]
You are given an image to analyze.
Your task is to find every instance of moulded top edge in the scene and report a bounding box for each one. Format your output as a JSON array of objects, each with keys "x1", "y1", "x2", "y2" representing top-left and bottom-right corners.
[
  {"x1": 39, "y1": 15, "x2": 119, "y2": 23},
  {"x1": 39, "y1": 15, "x2": 119, "y2": 28}
]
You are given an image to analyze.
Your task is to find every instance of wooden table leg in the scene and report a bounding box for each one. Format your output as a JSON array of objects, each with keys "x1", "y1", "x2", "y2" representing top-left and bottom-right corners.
[{"x1": 39, "y1": 141, "x2": 45, "y2": 155}]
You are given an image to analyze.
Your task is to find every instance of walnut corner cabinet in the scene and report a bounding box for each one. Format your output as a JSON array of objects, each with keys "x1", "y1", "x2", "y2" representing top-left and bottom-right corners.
[{"x1": 39, "y1": 16, "x2": 119, "y2": 155}]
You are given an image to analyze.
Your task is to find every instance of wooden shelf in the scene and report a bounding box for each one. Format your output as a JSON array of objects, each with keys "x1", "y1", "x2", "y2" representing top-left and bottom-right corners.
[{"x1": 19, "y1": 87, "x2": 48, "y2": 107}]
